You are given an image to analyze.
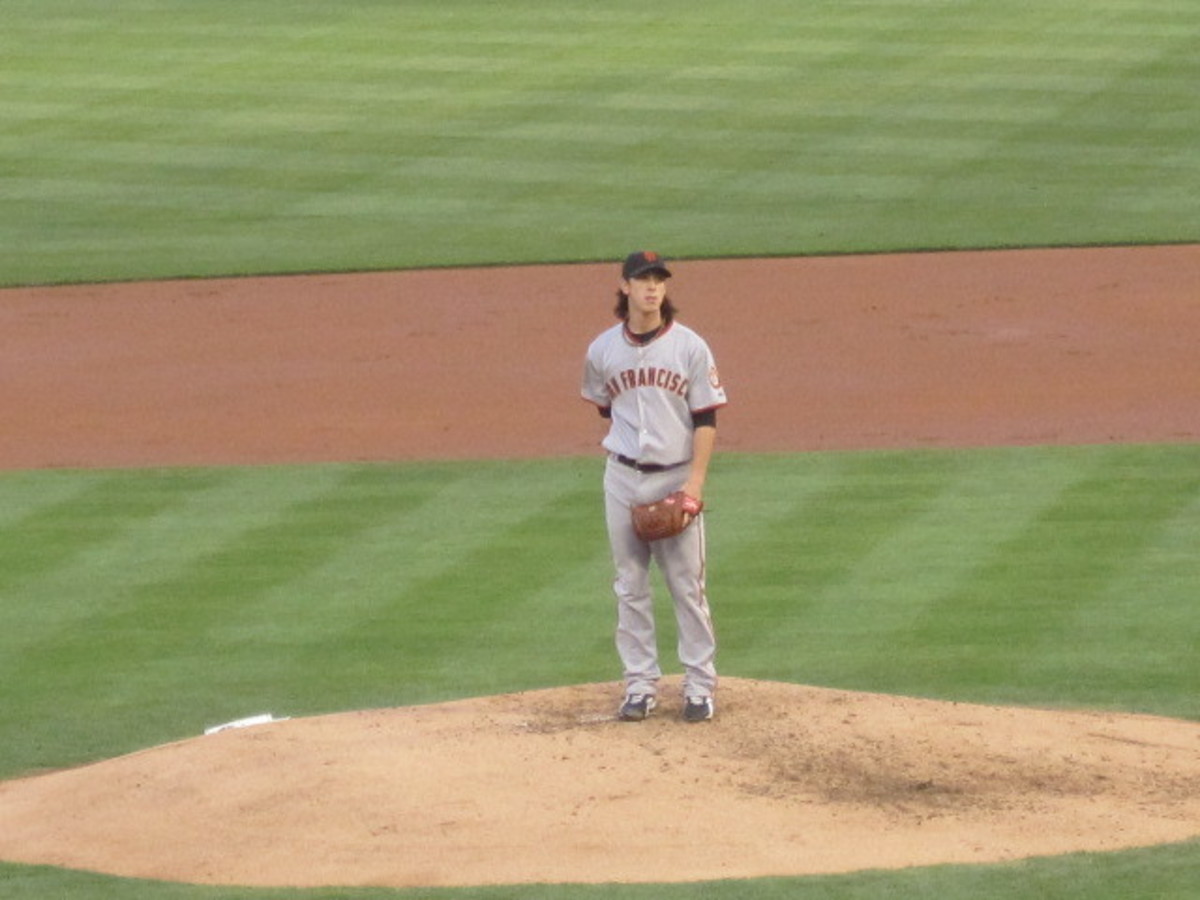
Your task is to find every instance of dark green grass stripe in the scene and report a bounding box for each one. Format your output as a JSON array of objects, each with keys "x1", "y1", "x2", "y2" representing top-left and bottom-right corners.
[
  {"x1": 0, "y1": 471, "x2": 100, "y2": 528},
  {"x1": 1016, "y1": 465, "x2": 1200, "y2": 717}
]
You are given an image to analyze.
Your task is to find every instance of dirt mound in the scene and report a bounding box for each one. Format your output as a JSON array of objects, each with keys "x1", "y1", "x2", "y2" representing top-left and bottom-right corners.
[{"x1": 1, "y1": 678, "x2": 1197, "y2": 888}]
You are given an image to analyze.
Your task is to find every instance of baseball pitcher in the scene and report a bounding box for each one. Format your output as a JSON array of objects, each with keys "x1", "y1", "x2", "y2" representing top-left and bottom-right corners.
[{"x1": 581, "y1": 251, "x2": 727, "y2": 723}]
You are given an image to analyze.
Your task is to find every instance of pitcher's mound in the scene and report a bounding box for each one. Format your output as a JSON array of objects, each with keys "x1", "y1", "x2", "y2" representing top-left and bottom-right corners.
[{"x1": 1, "y1": 678, "x2": 1198, "y2": 888}]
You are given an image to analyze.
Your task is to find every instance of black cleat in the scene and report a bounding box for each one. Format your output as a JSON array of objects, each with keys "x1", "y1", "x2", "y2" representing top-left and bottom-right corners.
[
  {"x1": 618, "y1": 693, "x2": 657, "y2": 721},
  {"x1": 683, "y1": 696, "x2": 714, "y2": 722}
]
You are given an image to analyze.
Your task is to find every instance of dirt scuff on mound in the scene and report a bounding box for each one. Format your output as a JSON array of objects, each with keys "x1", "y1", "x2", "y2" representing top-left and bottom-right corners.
[{"x1": 0, "y1": 678, "x2": 1198, "y2": 888}]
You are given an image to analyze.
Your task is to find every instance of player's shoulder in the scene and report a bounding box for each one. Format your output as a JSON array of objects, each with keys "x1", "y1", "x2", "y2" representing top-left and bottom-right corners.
[
  {"x1": 586, "y1": 322, "x2": 625, "y2": 351},
  {"x1": 666, "y1": 320, "x2": 700, "y2": 338},
  {"x1": 663, "y1": 320, "x2": 710, "y2": 347}
]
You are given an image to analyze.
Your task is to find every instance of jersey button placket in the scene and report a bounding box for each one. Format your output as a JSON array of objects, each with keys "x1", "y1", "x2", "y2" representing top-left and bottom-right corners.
[{"x1": 636, "y1": 345, "x2": 650, "y2": 459}]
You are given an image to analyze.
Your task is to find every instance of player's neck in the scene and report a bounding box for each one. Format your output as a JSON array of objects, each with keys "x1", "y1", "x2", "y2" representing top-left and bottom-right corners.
[{"x1": 626, "y1": 309, "x2": 663, "y2": 335}]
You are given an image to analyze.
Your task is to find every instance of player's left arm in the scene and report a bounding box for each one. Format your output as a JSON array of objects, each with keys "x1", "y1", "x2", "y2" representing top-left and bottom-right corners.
[{"x1": 682, "y1": 416, "x2": 716, "y2": 507}]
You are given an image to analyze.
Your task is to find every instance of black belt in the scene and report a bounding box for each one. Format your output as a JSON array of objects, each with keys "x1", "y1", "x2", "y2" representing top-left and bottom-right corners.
[{"x1": 613, "y1": 454, "x2": 685, "y2": 474}]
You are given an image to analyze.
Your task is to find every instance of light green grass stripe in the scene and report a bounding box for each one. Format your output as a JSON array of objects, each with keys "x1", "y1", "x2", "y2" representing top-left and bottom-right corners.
[{"x1": 396, "y1": 484, "x2": 613, "y2": 696}]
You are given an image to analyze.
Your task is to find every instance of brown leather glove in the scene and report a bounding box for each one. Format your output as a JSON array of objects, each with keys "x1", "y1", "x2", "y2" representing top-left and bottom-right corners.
[{"x1": 630, "y1": 491, "x2": 703, "y2": 541}]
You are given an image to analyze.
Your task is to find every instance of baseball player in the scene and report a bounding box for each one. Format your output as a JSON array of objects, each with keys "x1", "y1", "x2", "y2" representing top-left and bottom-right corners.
[{"x1": 580, "y1": 251, "x2": 727, "y2": 722}]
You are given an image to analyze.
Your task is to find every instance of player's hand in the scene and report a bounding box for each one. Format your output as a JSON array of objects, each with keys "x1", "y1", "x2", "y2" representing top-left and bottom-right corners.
[{"x1": 678, "y1": 490, "x2": 703, "y2": 527}]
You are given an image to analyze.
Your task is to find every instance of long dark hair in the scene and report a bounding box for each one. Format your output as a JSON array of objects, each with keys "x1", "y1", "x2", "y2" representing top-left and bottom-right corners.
[{"x1": 613, "y1": 291, "x2": 677, "y2": 322}]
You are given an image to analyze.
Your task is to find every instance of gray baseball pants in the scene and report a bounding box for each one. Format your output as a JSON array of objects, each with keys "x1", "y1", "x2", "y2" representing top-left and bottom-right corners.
[{"x1": 603, "y1": 456, "x2": 717, "y2": 700}]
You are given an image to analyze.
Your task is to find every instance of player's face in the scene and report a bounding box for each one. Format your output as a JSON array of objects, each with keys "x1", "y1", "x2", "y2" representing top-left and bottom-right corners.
[{"x1": 622, "y1": 272, "x2": 669, "y2": 320}]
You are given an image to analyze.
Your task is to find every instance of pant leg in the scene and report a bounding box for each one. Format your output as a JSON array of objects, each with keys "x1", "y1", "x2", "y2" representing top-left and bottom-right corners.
[
  {"x1": 653, "y1": 514, "x2": 718, "y2": 698},
  {"x1": 604, "y1": 460, "x2": 661, "y2": 696}
]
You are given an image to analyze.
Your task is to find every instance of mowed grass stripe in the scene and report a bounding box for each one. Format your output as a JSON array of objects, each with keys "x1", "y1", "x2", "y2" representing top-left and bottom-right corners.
[
  {"x1": 0, "y1": 449, "x2": 1196, "y2": 804},
  {"x1": 6, "y1": 464, "x2": 479, "y2": 683},
  {"x1": 349, "y1": 481, "x2": 614, "y2": 701},
  {"x1": 0, "y1": 470, "x2": 117, "y2": 530},
  {"x1": 887, "y1": 446, "x2": 1200, "y2": 710},
  {"x1": 715, "y1": 452, "x2": 950, "y2": 619},
  {"x1": 714, "y1": 451, "x2": 1036, "y2": 682},
  {"x1": 712, "y1": 452, "x2": 958, "y2": 687},
  {"x1": 0, "y1": 467, "x2": 367, "y2": 644},
  {"x1": 0, "y1": 470, "x2": 223, "y2": 595},
  {"x1": 769, "y1": 449, "x2": 1094, "y2": 689}
]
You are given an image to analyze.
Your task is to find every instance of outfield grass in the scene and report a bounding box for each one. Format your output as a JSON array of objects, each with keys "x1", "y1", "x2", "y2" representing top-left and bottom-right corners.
[
  {"x1": 2, "y1": 0, "x2": 1198, "y2": 285},
  {"x1": 1, "y1": 446, "x2": 1197, "y2": 897}
]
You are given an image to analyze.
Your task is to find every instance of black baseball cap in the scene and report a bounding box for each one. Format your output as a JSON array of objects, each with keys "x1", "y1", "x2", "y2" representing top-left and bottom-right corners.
[{"x1": 622, "y1": 250, "x2": 672, "y2": 280}]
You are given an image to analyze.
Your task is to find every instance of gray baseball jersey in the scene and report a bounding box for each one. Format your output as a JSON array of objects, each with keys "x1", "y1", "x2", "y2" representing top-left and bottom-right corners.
[{"x1": 580, "y1": 320, "x2": 727, "y2": 464}]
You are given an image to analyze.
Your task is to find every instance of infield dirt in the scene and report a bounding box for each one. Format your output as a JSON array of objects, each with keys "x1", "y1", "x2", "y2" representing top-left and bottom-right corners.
[{"x1": 0, "y1": 245, "x2": 1198, "y2": 887}]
